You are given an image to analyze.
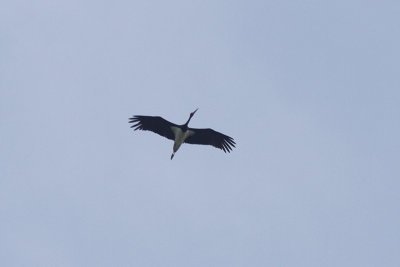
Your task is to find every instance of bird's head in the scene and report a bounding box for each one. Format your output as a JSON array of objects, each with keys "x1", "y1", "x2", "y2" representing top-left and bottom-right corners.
[{"x1": 190, "y1": 108, "x2": 198, "y2": 118}]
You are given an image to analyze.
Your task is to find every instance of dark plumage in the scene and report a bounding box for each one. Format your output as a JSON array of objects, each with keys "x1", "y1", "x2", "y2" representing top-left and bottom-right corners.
[{"x1": 129, "y1": 116, "x2": 177, "y2": 141}]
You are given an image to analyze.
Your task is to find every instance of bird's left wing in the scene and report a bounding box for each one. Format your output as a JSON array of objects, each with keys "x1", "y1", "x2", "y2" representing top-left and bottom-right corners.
[
  {"x1": 184, "y1": 128, "x2": 236, "y2": 152},
  {"x1": 129, "y1": 116, "x2": 177, "y2": 141}
]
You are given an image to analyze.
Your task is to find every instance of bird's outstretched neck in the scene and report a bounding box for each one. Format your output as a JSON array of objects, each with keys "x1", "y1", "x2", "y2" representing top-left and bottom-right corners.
[{"x1": 185, "y1": 108, "x2": 198, "y2": 126}]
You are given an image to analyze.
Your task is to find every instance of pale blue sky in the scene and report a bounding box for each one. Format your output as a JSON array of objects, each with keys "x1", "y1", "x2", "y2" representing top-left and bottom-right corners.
[{"x1": 1, "y1": 0, "x2": 399, "y2": 266}]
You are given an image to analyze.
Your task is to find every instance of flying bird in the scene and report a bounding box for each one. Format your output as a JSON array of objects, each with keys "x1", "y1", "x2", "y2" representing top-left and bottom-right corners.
[{"x1": 129, "y1": 108, "x2": 236, "y2": 159}]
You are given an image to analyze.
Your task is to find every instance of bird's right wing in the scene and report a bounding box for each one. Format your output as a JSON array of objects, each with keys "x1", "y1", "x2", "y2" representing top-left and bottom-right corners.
[
  {"x1": 129, "y1": 116, "x2": 177, "y2": 141},
  {"x1": 185, "y1": 128, "x2": 236, "y2": 152}
]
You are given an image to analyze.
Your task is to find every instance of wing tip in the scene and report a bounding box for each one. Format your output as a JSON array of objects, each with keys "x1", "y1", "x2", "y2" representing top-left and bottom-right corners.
[{"x1": 129, "y1": 115, "x2": 143, "y2": 130}]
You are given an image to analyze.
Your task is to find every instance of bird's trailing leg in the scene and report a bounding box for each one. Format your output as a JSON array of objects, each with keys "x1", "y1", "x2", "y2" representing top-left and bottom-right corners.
[{"x1": 171, "y1": 152, "x2": 175, "y2": 160}]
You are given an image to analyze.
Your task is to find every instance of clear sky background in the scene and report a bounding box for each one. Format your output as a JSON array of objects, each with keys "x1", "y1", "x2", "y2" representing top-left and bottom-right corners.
[{"x1": 1, "y1": 0, "x2": 399, "y2": 266}]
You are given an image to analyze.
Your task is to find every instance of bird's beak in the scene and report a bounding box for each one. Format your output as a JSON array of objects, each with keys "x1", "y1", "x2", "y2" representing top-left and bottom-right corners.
[{"x1": 192, "y1": 108, "x2": 198, "y2": 115}]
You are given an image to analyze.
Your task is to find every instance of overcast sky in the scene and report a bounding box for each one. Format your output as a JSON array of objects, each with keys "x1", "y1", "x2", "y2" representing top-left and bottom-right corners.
[{"x1": 1, "y1": 0, "x2": 400, "y2": 266}]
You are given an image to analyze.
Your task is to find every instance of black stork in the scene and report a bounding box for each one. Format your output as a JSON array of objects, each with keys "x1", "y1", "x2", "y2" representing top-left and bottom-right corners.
[{"x1": 129, "y1": 108, "x2": 236, "y2": 159}]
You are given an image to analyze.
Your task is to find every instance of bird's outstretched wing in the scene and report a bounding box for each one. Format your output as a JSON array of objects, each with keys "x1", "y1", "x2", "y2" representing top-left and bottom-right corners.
[
  {"x1": 184, "y1": 128, "x2": 236, "y2": 152},
  {"x1": 129, "y1": 116, "x2": 177, "y2": 141}
]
